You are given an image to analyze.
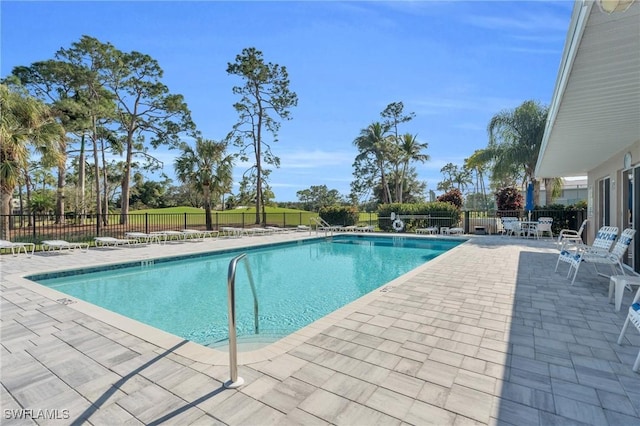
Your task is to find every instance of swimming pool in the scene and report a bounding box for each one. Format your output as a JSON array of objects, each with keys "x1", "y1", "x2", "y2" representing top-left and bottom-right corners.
[{"x1": 29, "y1": 235, "x2": 463, "y2": 347}]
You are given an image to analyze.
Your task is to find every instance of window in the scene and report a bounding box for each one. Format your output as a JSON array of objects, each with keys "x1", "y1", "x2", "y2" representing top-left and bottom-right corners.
[{"x1": 598, "y1": 177, "x2": 611, "y2": 228}]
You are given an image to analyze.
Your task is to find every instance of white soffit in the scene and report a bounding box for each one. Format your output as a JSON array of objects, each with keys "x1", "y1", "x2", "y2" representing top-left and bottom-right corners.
[{"x1": 536, "y1": 1, "x2": 640, "y2": 178}]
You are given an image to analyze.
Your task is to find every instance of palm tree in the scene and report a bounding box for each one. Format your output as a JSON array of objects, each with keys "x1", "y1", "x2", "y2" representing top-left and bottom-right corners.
[
  {"x1": 0, "y1": 82, "x2": 64, "y2": 238},
  {"x1": 545, "y1": 177, "x2": 564, "y2": 206},
  {"x1": 174, "y1": 138, "x2": 233, "y2": 230},
  {"x1": 453, "y1": 166, "x2": 473, "y2": 193},
  {"x1": 396, "y1": 133, "x2": 429, "y2": 203},
  {"x1": 487, "y1": 100, "x2": 549, "y2": 205},
  {"x1": 353, "y1": 122, "x2": 394, "y2": 204},
  {"x1": 465, "y1": 150, "x2": 491, "y2": 211}
]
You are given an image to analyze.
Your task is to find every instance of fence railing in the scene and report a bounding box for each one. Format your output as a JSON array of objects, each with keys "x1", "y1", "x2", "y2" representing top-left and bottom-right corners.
[{"x1": 1, "y1": 209, "x2": 586, "y2": 245}]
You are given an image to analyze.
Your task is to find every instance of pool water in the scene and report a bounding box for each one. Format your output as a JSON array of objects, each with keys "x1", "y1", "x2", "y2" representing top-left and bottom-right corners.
[{"x1": 31, "y1": 235, "x2": 463, "y2": 346}]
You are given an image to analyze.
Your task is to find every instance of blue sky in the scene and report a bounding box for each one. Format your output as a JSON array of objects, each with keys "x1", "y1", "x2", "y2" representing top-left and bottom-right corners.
[{"x1": 1, "y1": 1, "x2": 574, "y2": 202}]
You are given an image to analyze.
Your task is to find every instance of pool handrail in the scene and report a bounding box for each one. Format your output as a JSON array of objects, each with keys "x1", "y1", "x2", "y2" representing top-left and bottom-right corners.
[{"x1": 225, "y1": 253, "x2": 259, "y2": 388}]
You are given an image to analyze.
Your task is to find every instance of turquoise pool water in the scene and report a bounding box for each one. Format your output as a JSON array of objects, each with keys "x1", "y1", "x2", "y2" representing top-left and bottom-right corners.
[{"x1": 30, "y1": 235, "x2": 463, "y2": 346}]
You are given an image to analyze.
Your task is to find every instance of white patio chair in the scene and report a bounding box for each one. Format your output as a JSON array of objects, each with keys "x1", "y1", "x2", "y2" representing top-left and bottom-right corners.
[
  {"x1": 220, "y1": 227, "x2": 244, "y2": 237},
  {"x1": 94, "y1": 236, "x2": 138, "y2": 247},
  {"x1": 416, "y1": 227, "x2": 438, "y2": 235},
  {"x1": 555, "y1": 226, "x2": 617, "y2": 279},
  {"x1": 501, "y1": 217, "x2": 518, "y2": 236},
  {"x1": 42, "y1": 240, "x2": 89, "y2": 252},
  {"x1": 557, "y1": 219, "x2": 588, "y2": 250},
  {"x1": 0, "y1": 239, "x2": 35, "y2": 256},
  {"x1": 536, "y1": 217, "x2": 553, "y2": 238},
  {"x1": 125, "y1": 232, "x2": 164, "y2": 244},
  {"x1": 509, "y1": 220, "x2": 527, "y2": 238},
  {"x1": 181, "y1": 229, "x2": 219, "y2": 240},
  {"x1": 616, "y1": 286, "x2": 640, "y2": 372},
  {"x1": 557, "y1": 227, "x2": 633, "y2": 285},
  {"x1": 265, "y1": 226, "x2": 289, "y2": 234}
]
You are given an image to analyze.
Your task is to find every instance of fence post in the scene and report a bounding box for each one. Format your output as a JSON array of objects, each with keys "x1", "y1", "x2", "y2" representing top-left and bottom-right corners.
[
  {"x1": 283, "y1": 212, "x2": 286, "y2": 228},
  {"x1": 464, "y1": 211, "x2": 470, "y2": 234},
  {"x1": 145, "y1": 213, "x2": 149, "y2": 234},
  {"x1": 184, "y1": 213, "x2": 187, "y2": 230},
  {"x1": 33, "y1": 212, "x2": 37, "y2": 241}
]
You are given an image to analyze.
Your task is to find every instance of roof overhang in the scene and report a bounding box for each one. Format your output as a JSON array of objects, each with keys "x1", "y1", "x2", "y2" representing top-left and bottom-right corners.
[{"x1": 535, "y1": 0, "x2": 640, "y2": 178}]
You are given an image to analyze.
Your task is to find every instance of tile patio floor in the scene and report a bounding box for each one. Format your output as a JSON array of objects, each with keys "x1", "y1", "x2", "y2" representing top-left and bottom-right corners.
[{"x1": 1, "y1": 233, "x2": 639, "y2": 425}]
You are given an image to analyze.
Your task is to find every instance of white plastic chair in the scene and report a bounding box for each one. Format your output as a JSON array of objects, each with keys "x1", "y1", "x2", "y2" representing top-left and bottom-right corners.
[
  {"x1": 42, "y1": 240, "x2": 89, "y2": 252},
  {"x1": 557, "y1": 219, "x2": 588, "y2": 250},
  {"x1": 617, "y1": 286, "x2": 640, "y2": 372},
  {"x1": 0, "y1": 239, "x2": 35, "y2": 256},
  {"x1": 554, "y1": 226, "x2": 619, "y2": 284},
  {"x1": 501, "y1": 217, "x2": 518, "y2": 236},
  {"x1": 536, "y1": 217, "x2": 553, "y2": 238},
  {"x1": 559, "y1": 228, "x2": 635, "y2": 285}
]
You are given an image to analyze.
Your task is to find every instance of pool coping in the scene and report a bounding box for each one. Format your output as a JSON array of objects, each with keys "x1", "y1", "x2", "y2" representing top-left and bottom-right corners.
[{"x1": 7, "y1": 232, "x2": 471, "y2": 366}]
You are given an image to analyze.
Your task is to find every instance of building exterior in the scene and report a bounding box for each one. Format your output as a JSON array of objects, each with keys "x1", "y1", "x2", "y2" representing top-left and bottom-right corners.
[
  {"x1": 539, "y1": 177, "x2": 588, "y2": 206},
  {"x1": 535, "y1": 0, "x2": 640, "y2": 270}
]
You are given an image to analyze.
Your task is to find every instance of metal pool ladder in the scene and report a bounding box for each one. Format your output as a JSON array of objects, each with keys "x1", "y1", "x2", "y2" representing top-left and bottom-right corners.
[{"x1": 225, "y1": 253, "x2": 259, "y2": 389}]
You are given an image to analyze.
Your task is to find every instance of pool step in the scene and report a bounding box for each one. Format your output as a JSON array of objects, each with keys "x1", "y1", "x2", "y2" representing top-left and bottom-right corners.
[{"x1": 208, "y1": 332, "x2": 287, "y2": 351}]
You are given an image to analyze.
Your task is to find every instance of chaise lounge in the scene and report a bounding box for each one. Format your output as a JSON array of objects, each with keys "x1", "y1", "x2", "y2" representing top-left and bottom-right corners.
[
  {"x1": 42, "y1": 240, "x2": 89, "y2": 252},
  {"x1": 0, "y1": 239, "x2": 35, "y2": 256},
  {"x1": 94, "y1": 236, "x2": 139, "y2": 247}
]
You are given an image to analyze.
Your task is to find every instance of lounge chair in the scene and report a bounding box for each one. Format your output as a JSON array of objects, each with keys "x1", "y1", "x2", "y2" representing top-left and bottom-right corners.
[
  {"x1": 416, "y1": 227, "x2": 438, "y2": 235},
  {"x1": 42, "y1": 240, "x2": 89, "y2": 252},
  {"x1": 296, "y1": 225, "x2": 310, "y2": 232},
  {"x1": 0, "y1": 239, "x2": 35, "y2": 256},
  {"x1": 556, "y1": 227, "x2": 632, "y2": 285},
  {"x1": 265, "y1": 226, "x2": 289, "y2": 233},
  {"x1": 94, "y1": 236, "x2": 138, "y2": 247},
  {"x1": 356, "y1": 225, "x2": 375, "y2": 232},
  {"x1": 244, "y1": 228, "x2": 269, "y2": 237},
  {"x1": 182, "y1": 229, "x2": 219, "y2": 240},
  {"x1": 151, "y1": 230, "x2": 185, "y2": 242},
  {"x1": 318, "y1": 224, "x2": 343, "y2": 232},
  {"x1": 555, "y1": 225, "x2": 618, "y2": 279},
  {"x1": 125, "y1": 232, "x2": 164, "y2": 244},
  {"x1": 220, "y1": 227, "x2": 244, "y2": 238}
]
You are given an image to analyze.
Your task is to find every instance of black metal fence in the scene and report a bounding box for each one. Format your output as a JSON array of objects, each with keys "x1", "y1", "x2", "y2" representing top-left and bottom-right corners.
[
  {"x1": 1, "y1": 209, "x2": 586, "y2": 246},
  {"x1": 2, "y1": 211, "x2": 317, "y2": 244}
]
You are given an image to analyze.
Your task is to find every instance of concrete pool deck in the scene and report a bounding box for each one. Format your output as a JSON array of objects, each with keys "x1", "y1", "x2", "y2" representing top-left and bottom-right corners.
[{"x1": 1, "y1": 233, "x2": 639, "y2": 425}]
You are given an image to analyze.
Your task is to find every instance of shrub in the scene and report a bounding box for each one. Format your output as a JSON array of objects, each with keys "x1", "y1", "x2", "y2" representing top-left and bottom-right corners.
[
  {"x1": 319, "y1": 205, "x2": 359, "y2": 226},
  {"x1": 495, "y1": 187, "x2": 523, "y2": 213},
  {"x1": 377, "y1": 202, "x2": 461, "y2": 232},
  {"x1": 437, "y1": 188, "x2": 463, "y2": 209}
]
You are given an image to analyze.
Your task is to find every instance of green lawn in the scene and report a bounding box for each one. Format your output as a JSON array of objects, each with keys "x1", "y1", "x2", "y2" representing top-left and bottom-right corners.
[
  {"x1": 129, "y1": 207, "x2": 378, "y2": 227},
  {"x1": 130, "y1": 206, "x2": 317, "y2": 227}
]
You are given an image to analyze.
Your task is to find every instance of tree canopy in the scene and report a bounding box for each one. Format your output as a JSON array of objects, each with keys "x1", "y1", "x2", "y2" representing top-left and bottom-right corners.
[{"x1": 227, "y1": 47, "x2": 297, "y2": 225}]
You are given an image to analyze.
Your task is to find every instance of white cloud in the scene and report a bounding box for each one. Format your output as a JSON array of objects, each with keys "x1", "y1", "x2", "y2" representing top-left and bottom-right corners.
[
  {"x1": 278, "y1": 150, "x2": 355, "y2": 169},
  {"x1": 411, "y1": 95, "x2": 523, "y2": 116}
]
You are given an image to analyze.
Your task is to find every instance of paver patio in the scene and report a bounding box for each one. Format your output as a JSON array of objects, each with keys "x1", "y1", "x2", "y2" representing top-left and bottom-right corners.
[{"x1": 1, "y1": 233, "x2": 639, "y2": 425}]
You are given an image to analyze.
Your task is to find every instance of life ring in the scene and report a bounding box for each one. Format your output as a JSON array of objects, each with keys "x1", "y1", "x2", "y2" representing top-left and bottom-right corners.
[{"x1": 392, "y1": 219, "x2": 404, "y2": 232}]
